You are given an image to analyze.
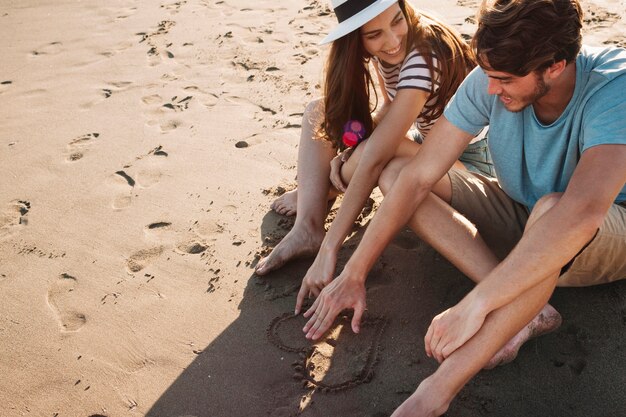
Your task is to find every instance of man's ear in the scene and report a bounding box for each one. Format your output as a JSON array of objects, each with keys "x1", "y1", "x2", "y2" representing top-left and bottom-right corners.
[{"x1": 546, "y1": 59, "x2": 567, "y2": 79}]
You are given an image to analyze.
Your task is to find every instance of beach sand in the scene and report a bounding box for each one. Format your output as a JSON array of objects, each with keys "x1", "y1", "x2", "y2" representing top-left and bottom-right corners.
[{"x1": 1, "y1": 1, "x2": 625, "y2": 416}]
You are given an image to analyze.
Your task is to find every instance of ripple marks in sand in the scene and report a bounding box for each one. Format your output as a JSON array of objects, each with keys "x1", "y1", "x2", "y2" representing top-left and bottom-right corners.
[
  {"x1": 268, "y1": 313, "x2": 388, "y2": 392},
  {"x1": 47, "y1": 273, "x2": 86, "y2": 332},
  {"x1": 126, "y1": 246, "x2": 164, "y2": 273}
]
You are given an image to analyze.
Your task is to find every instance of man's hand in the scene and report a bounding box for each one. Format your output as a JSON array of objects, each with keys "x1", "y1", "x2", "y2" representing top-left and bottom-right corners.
[
  {"x1": 424, "y1": 293, "x2": 488, "y2": 363},
  {"x1": 301, "y1": 271, "x2": 366, "y2": 340}
]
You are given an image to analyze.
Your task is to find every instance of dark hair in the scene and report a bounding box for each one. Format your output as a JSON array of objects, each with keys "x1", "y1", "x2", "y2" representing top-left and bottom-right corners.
[
  {"x1": 320, "y1": 0, "x2": 475, "y2": 149},
  {"x1": 472, "y1": 0, "x2": 583, "y2": 76}
]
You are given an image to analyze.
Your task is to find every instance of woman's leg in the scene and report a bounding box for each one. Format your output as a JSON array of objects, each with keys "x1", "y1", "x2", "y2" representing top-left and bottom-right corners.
[
  {"x1": 256, "y1": 100, "x2": 337, "y2": 275},
  {"x1": 340, "y1": 136, "x2": 466, "y2": 200}
]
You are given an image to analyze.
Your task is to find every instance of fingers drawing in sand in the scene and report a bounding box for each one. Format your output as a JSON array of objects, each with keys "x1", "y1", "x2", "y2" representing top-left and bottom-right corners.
[
  {"x1": 267, "y1": 313, "x2": 387, "y2": 392},
  {"x1": 301, "y1": 272, "x2": 367, "y2": 341}
]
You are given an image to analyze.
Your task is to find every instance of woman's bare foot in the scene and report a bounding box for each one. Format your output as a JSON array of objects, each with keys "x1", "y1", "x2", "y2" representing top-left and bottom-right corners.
[
  {"x1": 255, "y1": 224, "x2": 325, "y2": 275},
  {"x1": 485, "y1": 304, "x2": 562, "y2": 369},
  {"x1": 271, "y1": 189, "x2": 298, "y2": 216}
]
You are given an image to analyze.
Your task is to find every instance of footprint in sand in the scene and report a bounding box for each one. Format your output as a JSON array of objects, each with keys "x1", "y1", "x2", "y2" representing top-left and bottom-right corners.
[
  {"x1": 107, "y1": 148, "x2": 166, "y2": 208},
  {"x1": 108, "y1": 170, "x2": 135, "y2": 209},
  {"x1": 550, "y1": 324, "x2": 589, "y2": 376},
  {"x1": 160, "y1": 0, "x2": 188, "y2": 15},
  {"x1": 80, "y1": 81, "x2": 133, "y2": 109},
  {"x1": 112, "y1": 6, "x2": 137, "y2": 21},
  {"x1": 126, "y1": 246, "x2": 165, "y2": 273},
  {"x1": 135, "y1": 169, "x2": 161, "y2": 189},
  {"x1": 0, "y1": 200, "x2": 30, "y2": 241},
  {"x1": 47, "y1": 273, "x2": 87, "y2": 332},
  {"x1": 144, "y1": 221, "x2": 177, "y2": 244},
  {"x1": 143, "y1": 93, "x2": 192, "y2": 133},
  {"x1": 175, "y1": 240, "x2": 209, "y2": 256},
  {"x1": 0, "y1": 80, "x2": 12, "y2": 94},
  {"x1": 138, "y1": 20, "x2": 176, "y2": 66},
  {"x1": 141, "y1": 94, "x2": 163, "y2": 105},
  {"x1": 29, "y1": 41, "x2": 64, "y2": 57},
  {"x1": 65, "y1": 132, "x2": 100, "y2": 162},
  {"x1": 267, "y1": 313, "x2": 388, "y2": 392}
]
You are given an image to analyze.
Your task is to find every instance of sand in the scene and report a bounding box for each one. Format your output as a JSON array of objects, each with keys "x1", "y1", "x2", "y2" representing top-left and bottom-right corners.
[{"x1": 1, "y1": 0, "x2": 625, "y2": 416}]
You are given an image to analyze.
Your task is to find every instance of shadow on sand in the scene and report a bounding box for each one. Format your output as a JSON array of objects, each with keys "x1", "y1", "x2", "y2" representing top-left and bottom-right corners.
[{"x1": 146, "y1": 209, "x2": 626, "y2": 417}]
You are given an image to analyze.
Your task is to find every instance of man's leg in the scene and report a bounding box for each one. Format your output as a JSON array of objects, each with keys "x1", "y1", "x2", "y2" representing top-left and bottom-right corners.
[
  {"x1": 392, "y1": 269, "x2": 559, "y2": 416},
  {"x1": 382, "y1": 185, "x2": 564, "y2": 416},
  {"x1": 378, "y1": 162, "x2": 561, "y2": 368}
]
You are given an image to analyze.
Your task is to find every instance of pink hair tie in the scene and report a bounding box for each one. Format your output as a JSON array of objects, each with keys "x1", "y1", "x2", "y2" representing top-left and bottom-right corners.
[{"x1": 342, "y1": 120, "x2": 366, "y2": 148}]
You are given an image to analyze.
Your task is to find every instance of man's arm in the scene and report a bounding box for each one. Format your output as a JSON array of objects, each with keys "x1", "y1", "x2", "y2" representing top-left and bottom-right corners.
[
  {"x1": 427, "y1": 144, "x2": 626, "y2": 361},
  {"x1": 301, "y1": 117, "x2": 474, "y2": 339}
]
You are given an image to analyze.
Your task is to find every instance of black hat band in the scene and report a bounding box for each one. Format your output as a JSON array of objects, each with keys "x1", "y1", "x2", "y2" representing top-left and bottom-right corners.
[{"x1": 334, "y1": 0, "x2": 378, "y2": 23}]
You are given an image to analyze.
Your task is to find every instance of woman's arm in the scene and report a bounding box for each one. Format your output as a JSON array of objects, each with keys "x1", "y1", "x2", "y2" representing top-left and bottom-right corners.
[
  {"x1": 300, "y1": 118, "x2": 474, "y2": 338},
  {"x1": 294, "y1": 87, "x2": 428, "y2": 312},
  {"x1": 372, "y1": 60, "x2": 392, "y2": 124},
  {"x1": 324, "y1": 88, "x2": 428, "y2": 252}
]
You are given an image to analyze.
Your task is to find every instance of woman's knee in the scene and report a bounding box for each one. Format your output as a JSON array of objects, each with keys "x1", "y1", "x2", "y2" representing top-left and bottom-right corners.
[
  {"x1": 378, "y1": 158, "x2": 408, "y2": 195},
  {"x1": 304, "y1": 98, "x2": 323, "y2": 116}
]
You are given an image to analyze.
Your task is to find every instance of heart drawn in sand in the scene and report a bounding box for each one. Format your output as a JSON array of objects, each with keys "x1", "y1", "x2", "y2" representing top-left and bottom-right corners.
[{"x1": 267, "y1": 313, "x2": 388, "y2": 392}]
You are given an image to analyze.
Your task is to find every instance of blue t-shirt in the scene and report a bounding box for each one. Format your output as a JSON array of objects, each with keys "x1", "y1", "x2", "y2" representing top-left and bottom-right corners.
[{"x1": 444, "y1": 46, "x2": 626, "y2": 208}]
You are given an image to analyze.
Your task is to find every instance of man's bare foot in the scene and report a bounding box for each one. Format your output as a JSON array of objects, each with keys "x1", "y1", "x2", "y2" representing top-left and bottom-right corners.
[
  {"x1": 255, "y1": 225, "x2": 325, "y2": 275},
  {"x1": 485, "y1": 304, "x2": 562, "y2": 369},
  {"x1": 271, "y1": 189, "x2": 298, "y2": 216}
]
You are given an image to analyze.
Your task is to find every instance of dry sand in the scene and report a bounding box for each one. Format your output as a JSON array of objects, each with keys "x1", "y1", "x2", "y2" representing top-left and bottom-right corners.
[{"x1": 1, "y1": 1, "x2": 625, "y2": 416}]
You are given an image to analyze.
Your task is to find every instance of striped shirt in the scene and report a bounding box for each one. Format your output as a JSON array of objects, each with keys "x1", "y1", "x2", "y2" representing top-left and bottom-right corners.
[{"x1": 375, "y1": 49, "x2": 440, "y2": 139}]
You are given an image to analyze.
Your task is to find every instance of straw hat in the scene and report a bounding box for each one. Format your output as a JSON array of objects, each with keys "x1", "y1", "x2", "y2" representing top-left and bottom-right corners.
[{"x1": 319, "y1": 0, "x2": 398, "y2": 45}]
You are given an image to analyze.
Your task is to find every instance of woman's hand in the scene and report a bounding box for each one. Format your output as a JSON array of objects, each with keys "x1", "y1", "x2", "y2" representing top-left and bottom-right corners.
[
  {"x1": 329, "y1": 147, "x2": 353, "y2": 193},
  {"x1": 301, "y1": 270, "x2": 367, "y2": 340},
  {"x1": 295, "y1": 249, "x2": 338, "y2": 315}
]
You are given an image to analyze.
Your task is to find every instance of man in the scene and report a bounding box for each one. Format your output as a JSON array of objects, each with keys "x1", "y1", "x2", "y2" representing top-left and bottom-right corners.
[{"x1": 295, "y1": 0, "x2": 626, "y2": 415}]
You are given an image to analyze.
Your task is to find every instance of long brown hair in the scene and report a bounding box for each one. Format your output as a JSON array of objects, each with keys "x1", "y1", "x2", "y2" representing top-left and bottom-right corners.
[{"x1": 320, "y1": 0, "x2": 475, "y2": 149}]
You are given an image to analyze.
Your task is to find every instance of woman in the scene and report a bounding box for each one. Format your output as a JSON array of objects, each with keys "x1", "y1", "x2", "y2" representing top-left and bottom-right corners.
[{"x1": 255, "y1": 0, "x2": 493, "y2": 277}]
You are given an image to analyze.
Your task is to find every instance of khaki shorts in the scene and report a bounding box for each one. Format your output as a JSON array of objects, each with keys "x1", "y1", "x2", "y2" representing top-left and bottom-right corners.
[{"x1": 448, "y1": 168, "x2": 626, "y2": 287}]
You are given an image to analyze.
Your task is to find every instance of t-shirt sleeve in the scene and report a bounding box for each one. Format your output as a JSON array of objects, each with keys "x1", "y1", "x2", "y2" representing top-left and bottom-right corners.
[
  {"x1": 443, "y1": 67, "x2": 492, "y2": 136},
  {"x1": 581, "y1": 73, "x2": 626, "y2": 152},
  {"x1": 396, "y1": 51, "x2": 435, "y2": 94}
]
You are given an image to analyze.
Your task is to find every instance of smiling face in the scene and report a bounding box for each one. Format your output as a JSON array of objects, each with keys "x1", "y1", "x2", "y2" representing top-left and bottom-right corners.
[
  {"x1": 360, "y1": 3, "x2": 408, "y2": 66},
  {"x1": 484, "y1": 68, "x2": 550, "y2": 113}
]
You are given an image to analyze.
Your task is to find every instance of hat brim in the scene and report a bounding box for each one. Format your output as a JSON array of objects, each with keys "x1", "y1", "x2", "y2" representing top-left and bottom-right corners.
[{"x1": 319, "y1": 0, "x2": 398, "y2": 45}]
